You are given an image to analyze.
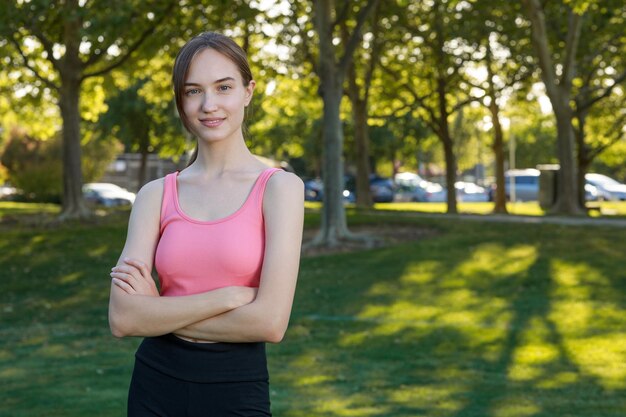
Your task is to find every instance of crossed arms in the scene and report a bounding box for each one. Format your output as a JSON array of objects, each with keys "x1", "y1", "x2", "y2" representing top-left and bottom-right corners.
[{"x1": 108, "y1": 171, "x2": 304, "y2": 343}]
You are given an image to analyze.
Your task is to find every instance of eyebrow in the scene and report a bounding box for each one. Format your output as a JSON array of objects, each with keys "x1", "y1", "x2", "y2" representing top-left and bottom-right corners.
[{"x1": 184, "y1": 77, "x2": 236, "y2": 86}]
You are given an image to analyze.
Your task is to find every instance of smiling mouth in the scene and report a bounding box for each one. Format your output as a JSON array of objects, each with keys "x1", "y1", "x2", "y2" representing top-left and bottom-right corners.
[{"x1": 199, "y1": 118, "x2": 225, "y2": 127}]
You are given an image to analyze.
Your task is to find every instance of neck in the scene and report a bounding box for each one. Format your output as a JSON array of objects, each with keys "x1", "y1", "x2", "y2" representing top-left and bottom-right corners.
[{"x1": 191, "y1": 134, "x2": 255, "y2": 176}]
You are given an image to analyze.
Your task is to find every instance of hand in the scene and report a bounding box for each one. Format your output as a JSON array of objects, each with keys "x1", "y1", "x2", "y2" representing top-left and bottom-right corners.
[{"x1": 111, "y1": 258, "x2": 159, "y2": 297}]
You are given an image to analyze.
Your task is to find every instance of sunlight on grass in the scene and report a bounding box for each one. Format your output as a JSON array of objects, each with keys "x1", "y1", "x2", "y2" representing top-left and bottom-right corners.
[
  {"x1": 58, "y1": 271, "x2": 83, "y2": 284},
  {"x1": 2, "y1": 206, "x2": 626, "y2": 416},
  {"x1": 389, "y1": 385, "x2": 465, "y2": 411},
  {"x1": 491, "y1": 398, "x2": 541, "y2": 417},
  {"x1": 508, "y1": 319, "x2": 559, "y2": 382},
  {"x1": 564, "y1": 335, "x2": 626, "y2": 389},
  {"x1": 548, "y1": 260, "x2": 626, "y2": 389},
  {"x1": 374, "y1": 201, "x2": 545, "y2": 216},
  {"x1": 338, "y1": 244, "x2": 541, "y2": 355},
  {"x1": 0, "y1": 202, "x2": 59, "y2": 217},
  {"x1": 0, "y1": 367, "x2": 27, "y2": 379}
]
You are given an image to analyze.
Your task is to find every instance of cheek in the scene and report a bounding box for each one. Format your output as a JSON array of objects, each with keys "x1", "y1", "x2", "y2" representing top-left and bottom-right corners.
[
  {"x1": 182, "y1": 97, "x2": 198, "y2": 114},
  {"x1": 224, "y1": 95, "x2": 247, "y2": 114}
]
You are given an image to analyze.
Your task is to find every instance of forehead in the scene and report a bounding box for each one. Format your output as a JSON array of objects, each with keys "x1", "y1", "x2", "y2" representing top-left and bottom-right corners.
[{"x1": 186, "y1": 48, "x2": 242, "y2": 83}]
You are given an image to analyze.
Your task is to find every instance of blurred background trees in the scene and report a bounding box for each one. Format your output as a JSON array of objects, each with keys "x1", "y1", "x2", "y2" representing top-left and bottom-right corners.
[{"x1": 0, "y1": 0, "x2": 624, "y2": 230}]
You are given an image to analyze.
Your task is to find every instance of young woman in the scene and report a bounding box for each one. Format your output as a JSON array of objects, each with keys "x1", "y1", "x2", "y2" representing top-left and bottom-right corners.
[{"x1": 108, "y1": 32, "x2": 304, "y2": 416}]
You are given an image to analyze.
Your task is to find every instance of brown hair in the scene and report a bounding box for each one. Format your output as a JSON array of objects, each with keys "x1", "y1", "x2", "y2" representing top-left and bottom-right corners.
[{"x1": 172, "y1": 32, "x2": 254, "y2": 167}]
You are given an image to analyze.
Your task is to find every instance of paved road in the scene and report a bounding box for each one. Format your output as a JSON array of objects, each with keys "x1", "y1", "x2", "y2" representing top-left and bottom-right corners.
[{"x1": 375, "y1": 210, "x2": 626, "y2": 228}]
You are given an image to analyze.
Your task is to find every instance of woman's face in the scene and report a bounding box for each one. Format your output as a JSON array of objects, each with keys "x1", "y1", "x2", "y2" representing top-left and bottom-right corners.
[{"x1": 182, "y1": 48, "x2": 255, "y2": 145}]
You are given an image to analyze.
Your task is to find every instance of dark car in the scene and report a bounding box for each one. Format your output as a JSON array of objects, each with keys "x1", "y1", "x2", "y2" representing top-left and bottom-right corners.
[
  {"x1": 304, "y1": 178, "x2": 324, "y2": 201},
  {"x1": 344, "y1": 174, "x2": 395, "y2": 203}
]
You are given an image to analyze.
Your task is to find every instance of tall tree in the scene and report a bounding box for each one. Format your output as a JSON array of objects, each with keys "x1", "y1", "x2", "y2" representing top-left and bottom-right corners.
[
  {"x1": 341, "y1": 2, "x2": 386, "y2": 208},
  {"x1": 519, "y1": 0, "x2": 586, "y2": 215},
  {"x1": 571, "y1": 0, "x2": 626, "y2": 206},
  {"x1": 383, "y1": 0, "x2": 478, "y2": 214},
  {"x1": 0, "y1": 0, "x2": 175, "y2": 219},
  {"x1": 463, "y1": 0, "x2": 533, "y2": 214},
  {"x1": 311, "y1": 0, "x2": 379, "y2": 247}
]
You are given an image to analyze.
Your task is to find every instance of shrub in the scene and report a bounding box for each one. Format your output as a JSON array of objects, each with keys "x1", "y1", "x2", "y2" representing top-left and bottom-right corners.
[{"x1": 0, "y1": 127, "x2": 121, "y2": 203}]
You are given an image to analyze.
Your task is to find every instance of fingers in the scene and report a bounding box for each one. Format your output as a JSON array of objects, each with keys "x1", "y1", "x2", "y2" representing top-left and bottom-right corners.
[
  {"x1": 122, "y1": 258, "x2": 151, "y2": 281},
  {"x1": 112, "y1": 277, "x2": 135, "y2": 294},
  {"x1": 112, "y1": 258, "x2": 159, "y2": 297}
]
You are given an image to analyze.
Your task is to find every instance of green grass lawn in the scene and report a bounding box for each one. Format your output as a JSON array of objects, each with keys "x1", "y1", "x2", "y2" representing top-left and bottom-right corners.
[
  {"x1": 1, "y1": 205, "x2": 626, "y2": 416},
  {"x1": 0, "y1": 202, "x2": 60, "y2": 219}
]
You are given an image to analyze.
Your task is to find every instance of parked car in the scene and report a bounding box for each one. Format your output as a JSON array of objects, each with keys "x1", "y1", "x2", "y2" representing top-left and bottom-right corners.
[
  {"x1": 424, "y1": 181, "x2": 489, "y2": 203},
  {"x1": 394, "y1": 172, "x2": 431, "y2": 202},
  {"x1": 303, "y1": 177, "x2": 355, "y2": 203},
  {"x1": 456, "y1": 181, "x2": 489, "y2": 202},
  {"x1": 0, "y1": 185, "x2": 18, "y2": 201},
  {"x1": 83, "y1": 183, "x2": 136, "y2": 207},
  {"x1": 489, "y1": 169, "x2": 540, "y2": 202},
  {"x1": 304, "y1": 178, "x2": 324, "y2": 201},
  {"x1": 368, "y1": 175, "x2": 395, "y2": 203},
  {"x1": 585, "y1": 173, "x2": 626, "y2": 201},
  {"x1": 344, "y1": 174, "x2": 395, "y2": 203}
]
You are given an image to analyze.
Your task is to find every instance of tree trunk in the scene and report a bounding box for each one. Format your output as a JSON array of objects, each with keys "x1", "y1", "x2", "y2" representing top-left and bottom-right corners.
[
  {"x1": 521, "y1": 0, "x2": 584, "y2": 215},
  {"x1": 437, "y1": 79, "x2": 458, "y2": 214},
  {"x1": 58, "y1": 79, "x2": 91, "y2": 220},
  {"x1": 485, "y1": 38, "x2": 508, "y2": 214},
  {"x1": 574, "y1": 110, "x2": 590, "y2": 208},
  {"x1": 490, "y1": 101, "x2": 507, "y2": 214},
  {"x1": 138, "y1": 148, "x2": 149, "y2": 190},
  {"x1": 552, "y1": 92, "x2": 584, "y2": 215},
  {"x1": 352, "y1": 98, "x2": 373, "y2": 208},
  {"x1": 57, "y1": 0, "x2": 91, "y2": 220},
  {"x1": 318, "y1": 85, "x2": 351, "y2": 246}
]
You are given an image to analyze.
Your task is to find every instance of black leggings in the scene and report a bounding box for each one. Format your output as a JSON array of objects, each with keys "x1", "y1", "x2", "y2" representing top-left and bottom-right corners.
[{"x1": 127, "y1": 358, "x2": 272, "y2": 417}]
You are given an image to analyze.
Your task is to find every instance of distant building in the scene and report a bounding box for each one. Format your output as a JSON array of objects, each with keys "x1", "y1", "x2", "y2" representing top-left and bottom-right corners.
[
  {"x1": 99, "y1": 153, "x2": 187, "y2": 192},
  {"x1": 99, "y1": 153, "x2": 293, "y2": 192}
]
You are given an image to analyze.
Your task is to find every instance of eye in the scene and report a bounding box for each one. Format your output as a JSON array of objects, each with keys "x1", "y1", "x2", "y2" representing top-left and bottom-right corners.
[
  {"x1": 218, "y1": 85, "x2": 232, "y2": 92},
  {"x1": 184, "y1": 88, "x2": 201, "y2": 96}
]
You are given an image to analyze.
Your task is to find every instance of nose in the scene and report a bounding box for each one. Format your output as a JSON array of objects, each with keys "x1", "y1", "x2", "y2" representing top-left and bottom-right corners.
[{"x1": 201, "y1": 93, "x2": 218, "y2": 113}]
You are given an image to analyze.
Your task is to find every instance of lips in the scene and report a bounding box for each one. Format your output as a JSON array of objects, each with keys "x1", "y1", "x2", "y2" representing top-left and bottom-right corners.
[{"x1": 199, "y1": 118, "x2": 225, "y2": 127}]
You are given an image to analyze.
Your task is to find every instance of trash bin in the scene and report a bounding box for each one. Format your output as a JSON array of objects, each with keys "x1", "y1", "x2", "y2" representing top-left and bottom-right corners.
[{"x1": 537, "y1": 164, "x2": 559, "y2": 210}]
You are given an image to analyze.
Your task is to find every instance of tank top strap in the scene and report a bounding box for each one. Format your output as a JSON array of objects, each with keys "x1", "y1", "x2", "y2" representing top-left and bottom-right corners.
[
  {"x1": 251, "y1": 168, "x2": 281, "y2": 208},
  {"x1": 160, "y1": 171, "x2": 178, "y2": 229}
]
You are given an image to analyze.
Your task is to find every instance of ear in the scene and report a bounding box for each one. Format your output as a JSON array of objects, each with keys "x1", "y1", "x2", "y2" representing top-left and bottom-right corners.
[{"x1": 244, "y1": 80, "x2": 256, "y2": 107}]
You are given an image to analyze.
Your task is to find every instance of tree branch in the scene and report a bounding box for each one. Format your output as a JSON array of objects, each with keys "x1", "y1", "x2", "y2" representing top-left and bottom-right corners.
[
  {"x1": 452, "y1": 95, "x2": 482, "y2": 113},
  {"x1": 81, "y1": 3, "x2": 174, "y2": 80},
  {"x1": 578, "y1": 69, "x2": 626, "y2": 112},
  {"x1": 363, "y1": 2, "x2": 382, "y2": 103},
  {"x1": 28, "y1": 26, "x2": 61, "y2": 72},
  {"x1": 560, "y1": 8, "x2": 583, "y2": 87},
  {"x1": 520, "y1": 0, "x2": 558, "y2": 99},
  {"x1": 588, "y1": 113, "x2": 626, "y2": 160},
  {"x1": 380, "y1": 64, "x2": 439, "y2": 132},
  {"x1": 331, "y1": 0, "x2": 351, "y2": 29},
  {"x1": 337, "y1": 0, "x2": 380, "y2": 74},
  {"x1": 8, "y1": 35, "x2": 60, "y2": 91}
]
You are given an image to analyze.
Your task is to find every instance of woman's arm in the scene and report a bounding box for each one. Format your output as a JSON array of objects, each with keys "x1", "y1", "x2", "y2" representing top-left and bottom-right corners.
[
  {"x1": 108, "y1": 178, "x2": 255, "y2": 338},
  {"x1": 173, "y1": 171, "x2": 304, "y2": 343}
]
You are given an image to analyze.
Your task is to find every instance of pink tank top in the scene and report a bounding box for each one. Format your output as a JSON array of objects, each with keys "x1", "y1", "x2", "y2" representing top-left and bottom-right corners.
[{"x1": 154, "y1": 167, "x2": 280, "y2": 296}]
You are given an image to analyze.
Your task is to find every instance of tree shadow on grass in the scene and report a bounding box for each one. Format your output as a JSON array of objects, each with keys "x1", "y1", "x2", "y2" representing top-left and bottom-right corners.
[{"x1": 270, "y1": 221, "x2": 626, "y2": 417}]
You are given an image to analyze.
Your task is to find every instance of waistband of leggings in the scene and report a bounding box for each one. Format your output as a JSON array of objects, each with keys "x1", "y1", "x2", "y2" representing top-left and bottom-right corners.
[{"x1": 134, "y1": 333, "x2": 269, "y2": 383}]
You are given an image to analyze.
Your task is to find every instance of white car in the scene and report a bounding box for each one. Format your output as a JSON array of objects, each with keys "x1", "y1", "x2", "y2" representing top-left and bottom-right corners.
[
  {"x1": 420, "y1": 181, "x2": 489, "y2": 203},
  {"x1": 83, "y1": 183, "x2": 136, "y2": 207},
  {"x1": 585, "y1": 173, "x2": 626, "y2": 201},
  {"x1": 0, "y1": 185, "x2": 17, "y2": 200}
]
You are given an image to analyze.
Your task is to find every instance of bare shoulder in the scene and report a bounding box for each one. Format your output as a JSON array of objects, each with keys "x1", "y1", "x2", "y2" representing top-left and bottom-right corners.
[
  {"x1": 265, "y1": 170, "x2": 304, "y2": 198},
  {"x1": 262, "y1": 171, "x2": 304, "y2": 217},
  {"x1": 130, "y1": 176, "x2": 166, "y2": 214}
]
